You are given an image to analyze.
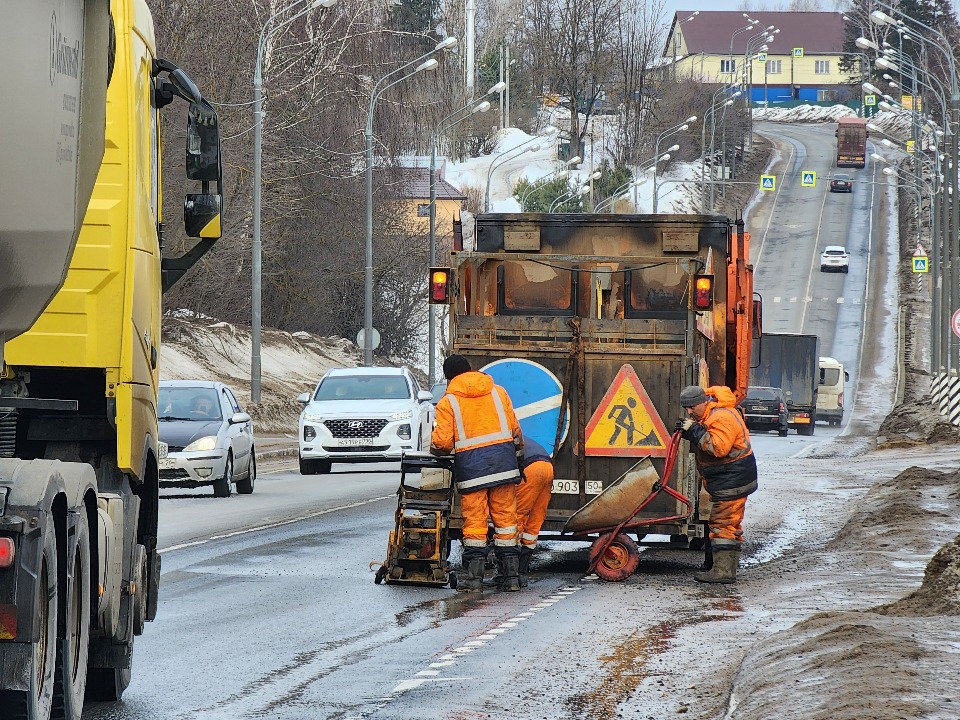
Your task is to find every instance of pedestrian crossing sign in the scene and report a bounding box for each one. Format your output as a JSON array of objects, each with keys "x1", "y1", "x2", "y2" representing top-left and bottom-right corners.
[
  {"x1": 761, "y1": 175, "x2": 776, "y2": 191},
  {"x1": 793, "y1": 48, "x2": 803, "y2": 58},
  {"x1": 584, "y1": 364, "x2": 669, "y2": 457},
  {"x1": 913, "y1": 256, "x2": 929, "y2": 273},
  {"x1": 758, "y1": 52, "x2": 767, "y2": 63},
  {"x1": 801, "y1": 171, "x2": 816, "y2": 187},
  {"x1": 865, "y1": 94, "x2": 877, "y2": 106}
]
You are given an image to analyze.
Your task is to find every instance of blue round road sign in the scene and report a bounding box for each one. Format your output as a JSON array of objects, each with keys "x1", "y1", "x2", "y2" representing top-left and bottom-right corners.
[{"x1": 481, "y1": 359, "x2": 569, "y2": 457}]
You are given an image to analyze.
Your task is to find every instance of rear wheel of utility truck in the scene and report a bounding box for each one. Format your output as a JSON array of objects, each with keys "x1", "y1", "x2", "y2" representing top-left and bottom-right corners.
[
  {"x1": 54, "y1": 508, "x2": 92, "y2": 720},
  {"x1": 0, "y1": 514, "x2": 59, "y2": 720}
]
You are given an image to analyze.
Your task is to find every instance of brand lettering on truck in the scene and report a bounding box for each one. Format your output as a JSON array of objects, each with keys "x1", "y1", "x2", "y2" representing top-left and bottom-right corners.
[{"x1": 49, "y1": 12, "x2": 80, "y2": 85}]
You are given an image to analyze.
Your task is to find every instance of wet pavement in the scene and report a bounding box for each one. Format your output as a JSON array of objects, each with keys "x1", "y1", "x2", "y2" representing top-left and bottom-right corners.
[{"x1": 82, "y1": 125, "x2": 930, "y2": 719}]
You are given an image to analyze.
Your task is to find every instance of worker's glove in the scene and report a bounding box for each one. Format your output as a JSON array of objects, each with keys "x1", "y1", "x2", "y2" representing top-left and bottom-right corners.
[
  {"x1": 676, "y1": 418, "x2": 694, "y2": 432},
  {"x1": 681, "y1": 420, "x2": 707, "y2": 446}
]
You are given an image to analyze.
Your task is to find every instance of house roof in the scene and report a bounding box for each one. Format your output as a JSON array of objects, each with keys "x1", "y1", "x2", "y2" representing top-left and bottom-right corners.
[
  {"x1": 670, "y1": 11, "x2": 846, "y2": 57},
  {"x1": 398, "y1": 168, "x2": 467, "y2": 201}
]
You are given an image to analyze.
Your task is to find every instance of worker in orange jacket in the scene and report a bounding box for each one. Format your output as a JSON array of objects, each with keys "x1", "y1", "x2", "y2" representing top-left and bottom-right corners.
[
  {"x1": 515, "y1": 437, "x2": 554, "y2": 587},
  {"x1": 431, "y1": 355, "x2": 524, "y2": 592},
  {"x1": 678, "y1": 385, "x2": 758, "y2": 584}
]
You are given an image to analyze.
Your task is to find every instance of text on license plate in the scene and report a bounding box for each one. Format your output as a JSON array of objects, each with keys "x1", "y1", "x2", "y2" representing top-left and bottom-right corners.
[
  {"x1": 335, "y1": 438, "x2": 375, "y2": 446},
  {"x1": 159, "y1": 458, "x2": 177, "y2": 469},
  {"x1": 552, "y1": 479, "x2": 602, "y2": 495}
]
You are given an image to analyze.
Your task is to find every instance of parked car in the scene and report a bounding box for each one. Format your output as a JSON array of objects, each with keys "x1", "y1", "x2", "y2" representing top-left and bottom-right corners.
[
  {"x1": 739, "y1": 386, "x2": 789, "y2": 437},
  {"x1": 429, "y1": 380, "x2": 447, "y2": 404},
  {"x1": 158, "y1": 380, "x2": 256, "y2": 496},
  {"x1": 830, "y1": 173, "x2": 853, "y2": 193},
  {"x1": 297, "y1": 367, "x2": 434, "y2": 474},
  {"x1": 820, "y1": 246, "x2": 849, "y2": 273}
]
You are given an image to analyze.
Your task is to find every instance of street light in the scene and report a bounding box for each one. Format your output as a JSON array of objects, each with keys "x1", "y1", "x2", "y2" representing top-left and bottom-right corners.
[
  {"x1": 518, "y1": 155, "x2": 581, "y2": 210},
  {"x1": 363, "y1": 37, "x2": 455, "y2": 366},
  {"x1": 425, "y1": 86, "x2": 500, "y2": 384},
  {"x1": 252, "y1": 0, "x2": 338, "y2": 402},
  {"x1": 484, "y1": 126, "x2": 557, "y2": 211},
  {"x1": 652, "y1": 117, "x2": 695, "y2": 213}
]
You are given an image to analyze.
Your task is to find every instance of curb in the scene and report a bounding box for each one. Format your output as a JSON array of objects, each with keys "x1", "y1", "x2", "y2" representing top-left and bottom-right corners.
[{"x1": 256, "y1": 447, "x2": 299, "y2": 461}]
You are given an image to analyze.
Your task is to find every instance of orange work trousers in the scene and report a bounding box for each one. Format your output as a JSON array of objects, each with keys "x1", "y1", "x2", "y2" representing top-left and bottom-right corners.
[
  {"x1": 517, "y1": 461, "x2": 554, "y2": 547},
  {"x1": 708, "y1": 497, "x2": 746, "y2": 543},
  {"x1": 461, "y1": 483, "x2": 519, "y2": 549}
]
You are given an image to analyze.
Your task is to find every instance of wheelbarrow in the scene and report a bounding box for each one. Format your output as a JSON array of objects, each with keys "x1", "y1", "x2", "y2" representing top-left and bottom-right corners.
[
  {"x1": 563, "y1": 431, "x2": 693, "y2": 581},
  {"x1": 372, "y1": 452, "x2": 458, "y2": 588}
]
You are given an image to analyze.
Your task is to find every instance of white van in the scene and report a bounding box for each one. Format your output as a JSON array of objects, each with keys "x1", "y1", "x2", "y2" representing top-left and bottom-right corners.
[{"x1": 816, "y1": 357, "x2": 849, "y2": 426}]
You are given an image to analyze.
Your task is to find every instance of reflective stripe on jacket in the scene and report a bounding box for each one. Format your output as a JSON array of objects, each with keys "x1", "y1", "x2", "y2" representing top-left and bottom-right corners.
[
  {"x1": 431, "y1": 371, "x2": 522, "y2": 493},
  {"x1": 692, "y1": 386, "x2": 758, "y2": 501}
]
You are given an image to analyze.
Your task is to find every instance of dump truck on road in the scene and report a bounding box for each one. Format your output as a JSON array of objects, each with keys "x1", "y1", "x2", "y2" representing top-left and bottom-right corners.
[
  {"x1": 430, "y1": 212, "x2": 760, "y2": 577},
  {"x1": 1, "y1": 1, "x2": 223, "y2": 716}
]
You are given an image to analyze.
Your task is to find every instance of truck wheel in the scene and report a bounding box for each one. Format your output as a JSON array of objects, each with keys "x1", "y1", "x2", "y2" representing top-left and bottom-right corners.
[
  {"x1": 54, "y1": 509, "x2": 92, "y2": 720},
  {"x1": 588, "y1": 533, "x2": 640, "y2": 582},
  {"x1": 236, "y1": 455, "x2": 255, "y2": 494},
  {"x1": 0, "y1": 514, "x2": 58, "y2": 719},
  {"x1": 131, "y1": 545, "x2": 148, "y2": 637},
  {"x1": 213, "y1": 454, "x2": 233, "y2": 497}
]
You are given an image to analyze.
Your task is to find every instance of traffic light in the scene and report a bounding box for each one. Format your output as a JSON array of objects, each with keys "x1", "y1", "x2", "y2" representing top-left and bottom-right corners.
[
  {"x1": 694, "y1": 275, "x2": 713, "y2": 309},
  {"x1": 429, "y1": 267, "x2": 452, "y2": 304}
]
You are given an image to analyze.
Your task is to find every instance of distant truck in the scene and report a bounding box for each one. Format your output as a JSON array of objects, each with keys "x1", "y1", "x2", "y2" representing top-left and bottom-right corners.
[
  {"x1": 816, "y1": 356, "x2": 849, "y2": 427},
  {"x1": 836, "y1": 117, "x2": 868, "y2": 168},
  {"x1": 750, "y1": 334, "x2": 820, "y2": 435}
]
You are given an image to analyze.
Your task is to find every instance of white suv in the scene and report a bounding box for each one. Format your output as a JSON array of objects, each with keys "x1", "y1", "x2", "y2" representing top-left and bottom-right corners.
[
  {"x1": 820, "y1": 246, "x2": 849, "y2": 273},
  {"x1": 297, "y1": 367, "x2": 434, "y2": 474}
]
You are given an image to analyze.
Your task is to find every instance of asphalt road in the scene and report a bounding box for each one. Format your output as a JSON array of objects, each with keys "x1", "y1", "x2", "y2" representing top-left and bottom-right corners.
[{"x1": 82, "y1": 123, "x2": 894, "y2": 720}]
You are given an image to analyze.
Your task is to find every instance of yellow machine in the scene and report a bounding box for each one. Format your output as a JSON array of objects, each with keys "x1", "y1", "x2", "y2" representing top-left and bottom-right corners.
[{"x1": 0, "y1": 0, "x2": 222, "y2": 715}]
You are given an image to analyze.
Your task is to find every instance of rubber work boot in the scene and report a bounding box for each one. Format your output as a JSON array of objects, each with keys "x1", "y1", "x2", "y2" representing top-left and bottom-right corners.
[
  {"x1": 694, "y1": 546, "x2": 739, "y2": 584},
  {"x1": 457, "y1": 557, "x2": 486, "y2": 593},
  {"x1": 518, "y1": 546, "x2": 533, "y2": 588},
  {"x1": 483, "y1": 557, "x2": 504, "y2": 588},
  {"x1": 500, "y1": 554, "x2": 521, "y2": 591}
]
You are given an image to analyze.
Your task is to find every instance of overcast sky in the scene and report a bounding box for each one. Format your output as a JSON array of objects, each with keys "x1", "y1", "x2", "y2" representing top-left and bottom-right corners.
[{"x1": 661, "y1": 1, "x2": 958, "y2": 20}]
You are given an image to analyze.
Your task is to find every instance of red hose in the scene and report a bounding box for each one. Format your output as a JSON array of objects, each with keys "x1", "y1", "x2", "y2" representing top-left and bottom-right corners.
[{"x1": 585, "y1": 431, "x2": 694, "y2": 575}]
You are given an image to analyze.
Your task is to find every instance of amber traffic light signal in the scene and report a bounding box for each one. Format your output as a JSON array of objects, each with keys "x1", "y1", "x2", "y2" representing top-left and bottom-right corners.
[
  {"x1": 429, "y1": 267, "x2": 452, "y2": 304},
  {"x1": 694, "y1": 275, "x2": 713, "y2": 309}
]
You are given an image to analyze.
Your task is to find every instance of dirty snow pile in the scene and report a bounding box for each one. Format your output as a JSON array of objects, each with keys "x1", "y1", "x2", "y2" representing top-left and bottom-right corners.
[
  {"x1": 160, "y1": 314, "x2": 398, "y2": 434},
  {"x1": 726, "y1": 462, "x2": 960, "y2": 719},
  {"x1": 752, "y1": 103, "x2": 858, "y2": 123}
]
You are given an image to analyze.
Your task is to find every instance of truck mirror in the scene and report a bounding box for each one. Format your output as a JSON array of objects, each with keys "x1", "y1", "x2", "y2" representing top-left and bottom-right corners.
[
  {"x1": 184, "y1": 193, "x2": 222, "y2": 238},
  {"x1": 186, "y1": 101, "x2": 222, "y2": 181},
  {"x1": 752, "y1": 298, "x2": 762, "y2": 339},
  {"x1": 844, "y1": 370, "x2": 850, "y2": 382}
]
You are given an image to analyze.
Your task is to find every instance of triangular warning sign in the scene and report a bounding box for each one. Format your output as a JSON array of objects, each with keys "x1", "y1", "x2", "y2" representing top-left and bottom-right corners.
[{"x1": 584, "y1": 365, "x2": 670, "y2": 457}]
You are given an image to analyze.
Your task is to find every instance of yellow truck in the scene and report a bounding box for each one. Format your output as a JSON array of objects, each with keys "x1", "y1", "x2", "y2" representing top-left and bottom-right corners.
[{"x1": 0, "y1": 1, "x2": 222, "y2": 716}]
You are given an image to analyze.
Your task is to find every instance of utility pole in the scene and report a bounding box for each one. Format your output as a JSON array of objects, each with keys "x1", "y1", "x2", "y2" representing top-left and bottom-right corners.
[
  {"x1": 498, "y1": 43, "x2": 504, "y2": 130},
  {"x1": 505, "y1": 44, "x2": 510, "y2": 128},
  {"x1": 465, "y1": 0, "x2": 476, "y2": 100}
]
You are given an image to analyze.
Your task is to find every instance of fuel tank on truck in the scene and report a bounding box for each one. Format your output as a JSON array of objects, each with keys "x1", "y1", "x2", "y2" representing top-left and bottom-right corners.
[{"x1": 0, "y1": 0, "x2": 111, "y2": 342}]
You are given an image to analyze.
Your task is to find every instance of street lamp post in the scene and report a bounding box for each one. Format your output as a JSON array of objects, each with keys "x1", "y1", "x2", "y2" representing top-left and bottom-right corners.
[
  {"x1": 363, "y1": 37, "x2": 456, "y2": 367},
  {"x1": 652, "y1": 118, "x2": 694, "y2": 213},
  {"x1": 252, "y1": 0, "x2": 337, "y2": 403},
  {"x1": 484, "y1": 127, "x2": 556, "y2": 212},
  {"x1": 426, "y1": 83, "x2": 503, "y2": 384}
]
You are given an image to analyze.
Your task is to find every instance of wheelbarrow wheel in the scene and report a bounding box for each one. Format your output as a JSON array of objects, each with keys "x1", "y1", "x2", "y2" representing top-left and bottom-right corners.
[
  {"x1": 589, "y1": 533, "x2": 640, "y2": 582},
  {"x1": 374, "y1": 565, "x2": 387, "y2": 585}
]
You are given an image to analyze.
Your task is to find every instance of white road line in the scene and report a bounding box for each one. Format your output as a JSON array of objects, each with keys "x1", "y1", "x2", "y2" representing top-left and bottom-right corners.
[
  {"x1": 837, "y1": 297, "x2": 845, "y2": 303},
  {"x1": 755, "y1": 136, "x2": 796, "y2": 272},
  {"x1": 800, "y1": 156, "x2": 832, "y2": 334},
  {"x1": 158, "y1": 494, "x2": 395, "y2": 553},
  {"x1": 773, "y1": 296, "x2": 781, "y2": 302}
]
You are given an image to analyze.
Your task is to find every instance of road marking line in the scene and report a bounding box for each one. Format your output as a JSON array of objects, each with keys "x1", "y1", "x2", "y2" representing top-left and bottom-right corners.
[
  {"x1": 438, "y1": 654, "x2": 457, "y2": 660},
  {"x1": 837, "y1": 297, "x2": 845, "y2": 303},
  {"x1": 477, "y1": 634, "x2": 497, "y2": 639},
  {"x1": 464, "y1": 640, "x2": 485, "y2": 646},
  {"x1": 454, "y1": 646, "x2": 475, "y2": 652},
  {"x1": 498, "y1": 622, "x2": 518, "y2": 628},
  {"x1": 517, "y1": 612, "x2": 535, "y2": 616},
  {"x1": 159, "y1": 494, "x2": 395, "y2": 553},
  {"x1": 488, "y1": 628, "x2": 507, "y2": 634},
  {"x1": 417, "y1": 670, "x2": 441, "y2": 676},
  {"x1": 506, "y1": 617, "x2": 527, "y2": 622},
  {"x1": 800, "y1": 164, "x2": 832, "y2": 334},
  {"x1": 773, "y1": 296, "x2": 781, "y2": 302},
  {"x1": 430, "y1": 661, "x2": 455, "y2": 668},
  {"x1": 392, "y1": 677, "x2": 476, "y2": 694},
  {"x1": 755, "y1": 135, "x2": 796, "y2": 272},
  {"x1": 789, "y1": 297, "x2": 797, "y2": 303}
]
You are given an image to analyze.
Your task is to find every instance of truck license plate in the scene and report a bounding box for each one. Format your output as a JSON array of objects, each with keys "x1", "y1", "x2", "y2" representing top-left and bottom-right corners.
[
  {"x1": 552, "y1": 479, "x2": 602, "y2": 495},
  {"x1": 335, "y1": 438, "x2": 375, "y2": 447},
  {"x1": 159, "y1": 458, "x2": 176, "y2": 470}
]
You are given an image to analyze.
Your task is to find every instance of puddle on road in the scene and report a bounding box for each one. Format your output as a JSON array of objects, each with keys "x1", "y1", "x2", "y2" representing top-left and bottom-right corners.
[
  {"x1": 393, "y1": 595, "x2": 483, "y2": 627},
  {"x1": 565, "y1": 596, "x2": 743, "y2": 720}
]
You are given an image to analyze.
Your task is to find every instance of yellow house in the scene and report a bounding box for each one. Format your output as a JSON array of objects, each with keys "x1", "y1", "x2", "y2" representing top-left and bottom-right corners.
[
  {"x1": 664, "y1": 11, "x2": 864, "y2": 104},
  {"x1": 397, "y1": 166, "x2": 466, "y2": 236}
]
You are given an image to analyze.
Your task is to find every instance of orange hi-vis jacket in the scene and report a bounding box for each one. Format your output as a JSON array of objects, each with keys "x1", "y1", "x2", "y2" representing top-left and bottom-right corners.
[
  {"x1": 431, "y1": 371, "x2": 523, "y2": 493},
  {"x1": 688, "y1": 386, "x2": 758, "y2": 501}
]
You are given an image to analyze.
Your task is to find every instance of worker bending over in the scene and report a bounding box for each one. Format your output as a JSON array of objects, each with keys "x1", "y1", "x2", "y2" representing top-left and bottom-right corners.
[
  {"x1": 432, "y1": 355, "x2": 524, "y2": 592},
  {"x1": 678, "y1": 385, "x2": 758, "y2": 584},
  {"x1": 515, "y1": 438, "x2": 554, "y2": 587}
]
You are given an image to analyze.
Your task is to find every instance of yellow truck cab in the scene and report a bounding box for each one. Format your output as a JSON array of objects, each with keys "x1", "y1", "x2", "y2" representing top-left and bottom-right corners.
[
  {"x1": 816, "y1": 356, "x2": 848, "y2": 427},
  {"x1": 0, "y1": 0, "x2": 222, "y2": 714}
]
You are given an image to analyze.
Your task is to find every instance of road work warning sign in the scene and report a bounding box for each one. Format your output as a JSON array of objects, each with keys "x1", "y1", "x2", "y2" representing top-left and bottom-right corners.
[
  {"x1": 761, "y1": 175, "x2": 775, "y2": 191},
  {"x1": 801, "y1": 171, "x2": 816, "y2": 187},
  {"x1": 584, "y1": 364, "x2": 669, "y2": 457}
]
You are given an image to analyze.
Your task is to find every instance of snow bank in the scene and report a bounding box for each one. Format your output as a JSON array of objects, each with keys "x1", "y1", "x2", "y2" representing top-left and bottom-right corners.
[
  {"x1": 160, "y1": 315, "x2": 400, "y2": 433},
  {"x1": 752, "y1": 103, "x2": 857, "y2": 123}
]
